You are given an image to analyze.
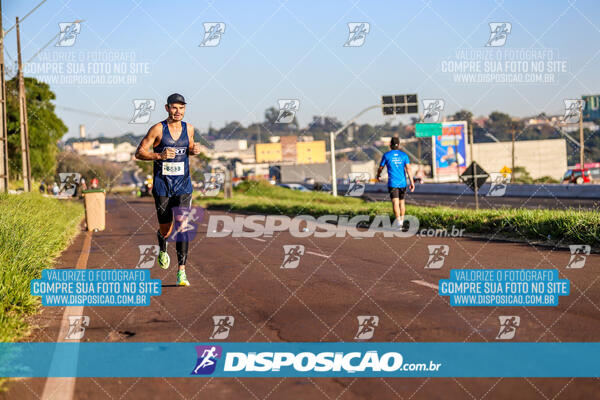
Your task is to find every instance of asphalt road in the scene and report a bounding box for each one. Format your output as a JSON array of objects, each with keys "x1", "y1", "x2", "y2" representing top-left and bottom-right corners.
[
  {"x1": 364, "y1": 192, "x2": 600, "y2": 210},
  {"x1": 5, "y1": 196, "x2": 600, "y2": 399}
]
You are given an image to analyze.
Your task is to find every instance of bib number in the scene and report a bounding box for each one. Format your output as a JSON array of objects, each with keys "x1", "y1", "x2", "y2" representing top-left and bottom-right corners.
[{"x1": 162, "y1": 162, "x2": 184, "y2": 176}]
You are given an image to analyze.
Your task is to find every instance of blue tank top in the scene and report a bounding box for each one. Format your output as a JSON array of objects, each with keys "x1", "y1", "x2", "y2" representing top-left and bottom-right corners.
[{"x1": 152, "y1": 120, "x2": 193, "y2": 196}]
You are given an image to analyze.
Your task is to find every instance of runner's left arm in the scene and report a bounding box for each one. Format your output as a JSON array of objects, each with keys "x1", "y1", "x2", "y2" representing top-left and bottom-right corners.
[
  {"x1": 405, "y1": 163, "x2": 415, "y2": 191},
  {"x1": 188, "y1": 123, "x2": 203, "y2": 155}
]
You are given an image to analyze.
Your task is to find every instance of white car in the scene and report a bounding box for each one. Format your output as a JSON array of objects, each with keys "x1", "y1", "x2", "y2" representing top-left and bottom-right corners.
[{"x1": 277, "y1": 183, "x2": 311, "y2": 192}]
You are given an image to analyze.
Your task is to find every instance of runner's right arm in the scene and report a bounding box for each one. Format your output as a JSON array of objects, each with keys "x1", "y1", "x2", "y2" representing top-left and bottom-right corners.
[{"x1": 135, "y1": 123, "x2": 175, "y2": 161}]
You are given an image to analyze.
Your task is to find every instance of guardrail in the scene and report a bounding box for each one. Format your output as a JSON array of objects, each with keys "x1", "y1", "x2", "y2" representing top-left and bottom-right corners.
[{"x1": 302, "y1": 182, "x2": 600, "y2": 199}]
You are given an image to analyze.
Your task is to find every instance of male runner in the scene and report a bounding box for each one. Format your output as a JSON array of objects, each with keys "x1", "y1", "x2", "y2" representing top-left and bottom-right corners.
[
  {"x1": 376, "y1": 137, "x2": 415, "y2": 228},
  {"x1": 135, "y1": 93, "x2": 202, "y2": 286}
]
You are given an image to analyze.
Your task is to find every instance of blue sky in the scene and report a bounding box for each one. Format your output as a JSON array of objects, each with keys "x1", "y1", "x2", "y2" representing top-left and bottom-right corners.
[{"x1": 4, "y1": 0, "x2": 600, "y2": 138}]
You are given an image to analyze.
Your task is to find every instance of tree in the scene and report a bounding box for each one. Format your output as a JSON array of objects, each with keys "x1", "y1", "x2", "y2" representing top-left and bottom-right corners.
[
  {"x1": 449, "y1": 109, "x2": 473, "y2": 124},
  {"x1": 6, "y1": 77, "x2": 68, "y2": 180}
]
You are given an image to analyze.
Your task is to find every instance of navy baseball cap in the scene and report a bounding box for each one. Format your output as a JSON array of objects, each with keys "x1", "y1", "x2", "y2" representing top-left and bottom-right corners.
[{"x1": 167, "y1": 93, "x2": 186, "y2": 105}]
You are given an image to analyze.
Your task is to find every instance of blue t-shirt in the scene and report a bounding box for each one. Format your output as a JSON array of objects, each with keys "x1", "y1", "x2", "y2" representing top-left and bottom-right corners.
[{"x1": 379, "y1": 150, "x2": 410, "y2": 188}]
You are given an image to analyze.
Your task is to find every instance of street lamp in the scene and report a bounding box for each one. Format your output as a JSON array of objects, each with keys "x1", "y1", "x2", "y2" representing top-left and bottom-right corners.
[{"x1": 330, "y1": 95, "x2": 418, "y2": 196}]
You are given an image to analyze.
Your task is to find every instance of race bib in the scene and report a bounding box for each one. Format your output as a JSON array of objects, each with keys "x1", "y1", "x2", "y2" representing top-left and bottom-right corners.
[{"x1": 162, "y1": 162, "x2": 184, "y2": 176}]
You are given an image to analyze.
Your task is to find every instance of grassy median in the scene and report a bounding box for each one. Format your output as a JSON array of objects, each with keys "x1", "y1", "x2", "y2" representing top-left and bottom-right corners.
[
  {"x1": 199, "y1": 181, "x2": 600, "y2": 247},
  {"x1": 0, "y1": 193, "x2": 84, "y2": 343}
]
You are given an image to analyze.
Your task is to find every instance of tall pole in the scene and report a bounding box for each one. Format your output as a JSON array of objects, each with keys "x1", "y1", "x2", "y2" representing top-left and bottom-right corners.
[
  {"x1": 511, "y1": 127, "x2": 515, "y2": 172},
  {"x1": 0, "y1": 0, "x2": 9, "y2": 192},
  {"x1": 579, "y1": 105, "x2": 585, "y2": 169},
  {"x1": 469, "y1": 122, "x2": 478, "y2": 210},
  {"x1": 330, "y1": 131, "x2": 337, "y2": 196},
  {"x1": 16, "y1": 17, "x2": 31, "y2": 192}
]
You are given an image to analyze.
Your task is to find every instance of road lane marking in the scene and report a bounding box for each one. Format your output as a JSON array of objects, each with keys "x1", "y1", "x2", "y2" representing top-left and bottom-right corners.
[
  {"x1": 41, "y1": 230, "x2": 92, "y2": 400},
  {"x1": 250, "y1": 237, "x2": 266, "y2": 242},
  {"x1": 306, "y1": 251, "x2": 329, "y2": 258},
  {"x1": 411, "y1": 280, "x2": 439, "y2": 290}
]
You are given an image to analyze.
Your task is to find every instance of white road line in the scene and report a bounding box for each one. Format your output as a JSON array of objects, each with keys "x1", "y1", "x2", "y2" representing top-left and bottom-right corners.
[
  {"x1": 250, "y1": 237, "x2": 266, "y2": 242},
  {"x1": 305, "y1": 251, "x2": 330, "y2": 258},
  {"x1": 411, "y1": 280, "x2": 439, "y2": 290},
  {"x1": 41, "y1": 230, "x2": 92, "y2": 400}
]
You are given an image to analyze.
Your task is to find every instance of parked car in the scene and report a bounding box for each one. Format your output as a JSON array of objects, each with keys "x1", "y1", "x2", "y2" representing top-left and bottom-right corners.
[
  {"x1": 562, "y1": 168, "x2": 591, "y2": 184},
  {"x1": 277, "y1": 183, "x2": 311, "y2": 192}
]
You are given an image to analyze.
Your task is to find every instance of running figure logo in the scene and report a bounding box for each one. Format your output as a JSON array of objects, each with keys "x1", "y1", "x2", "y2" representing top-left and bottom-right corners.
[
  {"x1": 58, "y1": 172, "x2": 81, "y2": 196},
  {"x1": 202, "y1": 172, "x2": 224, "y2": 197},
  {"x1": 199, "y1": 22, "x2": 225, "y2": 47},
  {"x1": 191, "y1": 345, "x2": 222, "y2": 375},
  {"x1": 56, "y1": 22, "x2": 81, "y2": 47},
  {"x1": 275, "y1": 100, "x2": 300, "y2": 124},
  {"x1": 566, "y1": 245, "x2": 590, "y2": 269},
  {"x1": 563, "y1": 99, "x2": 585, "y2": 124},
  {"x1": 345, "y1": 172, "x2": 370, "y2": 197},
  {"x1": 496, "y1": 316, "x2": 520, "y2": 340},
  {"x1": 210, "y1": 316, "x2": 234, "y2": 340},
  {"x1": 281, "y1": 245, "x2": 305, "y2": 269},
  {"x1": 487, "y1": 172, "x2": 511, "y2": 197},
  {"x1": 136, "y1": 245, "x2": 159, "y2": 269},
  {"x1": 168, "y1": 206, "x2": 205, "y2": 242},
  {"x1": 65, "y1": 315, "x2": 90, "y2": 340},
  {"x1": 354, "y1": 316, "x2": 379, "y2": 340},
  {"x1": 422, "y1": 99, "x2": 445, "y2": 123},
  {"x1": 485, "y1": 22, "x2": 511, "y2": 47},
  {"x1": 344, "y1": 23, "x2": 370, "y2": 47},
  {"x1": 130, "y1": 99, "x2": 156, "y2": 124},
  {"x1": 425, "y1": 245, "x2": 449, "y2": 269}
]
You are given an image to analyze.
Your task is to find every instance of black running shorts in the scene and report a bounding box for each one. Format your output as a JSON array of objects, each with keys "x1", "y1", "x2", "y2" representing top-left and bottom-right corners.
[
  {"x1": 388, "y1": 186, "x2": 406, "y2": 200},
  {"x1": 153, "y1": 193, "x2": 193, "y2": 224}
]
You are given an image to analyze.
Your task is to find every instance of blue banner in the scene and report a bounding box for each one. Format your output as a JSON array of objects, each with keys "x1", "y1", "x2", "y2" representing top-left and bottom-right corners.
[{"x1": 1, "y1": 342, "x2": 599, "y2": 378}]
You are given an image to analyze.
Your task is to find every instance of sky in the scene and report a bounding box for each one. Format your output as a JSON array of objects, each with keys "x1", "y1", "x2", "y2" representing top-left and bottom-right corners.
[{"x1": 3, "y1": 0, "x2": 600, "y2": 139}]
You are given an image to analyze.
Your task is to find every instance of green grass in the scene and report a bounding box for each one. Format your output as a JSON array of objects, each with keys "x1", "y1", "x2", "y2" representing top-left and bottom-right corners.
[
  {"x1": 199, "y1": 181, "x2": 600, "y2": 247},
  {"x1": 0, "y1": 193, "x2": 84, "y2": 343}
]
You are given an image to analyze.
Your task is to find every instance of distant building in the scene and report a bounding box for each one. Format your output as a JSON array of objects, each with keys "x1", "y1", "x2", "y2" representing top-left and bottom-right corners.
[{"x1": 213, "y1": 139, "x2": 247, "y2": 152}]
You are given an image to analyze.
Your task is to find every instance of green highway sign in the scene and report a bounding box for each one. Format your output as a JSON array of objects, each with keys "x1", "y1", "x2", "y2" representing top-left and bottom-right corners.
[{"x1": 415, "y1": 123, "x2": 442, "y2": 137}]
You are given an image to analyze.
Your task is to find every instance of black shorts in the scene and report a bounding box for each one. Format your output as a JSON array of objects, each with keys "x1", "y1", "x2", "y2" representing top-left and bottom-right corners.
[
  {"x1": 388, "y1": 186, "x2": 406, "y2": 200},
  {"x1": 153, "y1": 193, "x2": 193, "y2": 224}
]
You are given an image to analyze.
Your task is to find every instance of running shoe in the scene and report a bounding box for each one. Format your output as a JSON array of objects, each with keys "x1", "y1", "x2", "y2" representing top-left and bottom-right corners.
[
  {"x1": 177, "y1": 270, "x2": 190, "y2": 286},
  {"x1": 158, "y1": 251, "x2": 170, "y2": 269}
]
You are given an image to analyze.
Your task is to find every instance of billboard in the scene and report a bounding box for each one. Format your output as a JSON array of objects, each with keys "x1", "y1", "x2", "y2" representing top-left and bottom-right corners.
[
  {"x1": 434, "y1": 121, "x2": 467, "y2": 180},
  {"x1": 582, "y1": 95, "x2": 600, "y2": 121},
  {"x1": 280, "y1": 135, "x2": 297, "y2": 162},
  {"x1": 296, "y1": 141, "x2": 326, "y2": 164},
  {"x1": 255, "y1": 143, "x2": 282, "y2": 163}
]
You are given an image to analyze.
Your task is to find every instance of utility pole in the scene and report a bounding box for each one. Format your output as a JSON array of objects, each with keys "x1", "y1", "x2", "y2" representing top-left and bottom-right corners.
[
  {"x1": 511, "y1": 126, "x2": 515, "y2": 172},
  {"x1": 16, "y1": 16, "x2": 31, "y2": 192},
  {"x1": 469, "y1": 122, "x2": 478, "y2": 210},
  {"x1": 0, "y1": 0, "x2": 9, "y2": 193},
  {"x1": 579, "y1": 104, "x2": 585, "y2": 169}
]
